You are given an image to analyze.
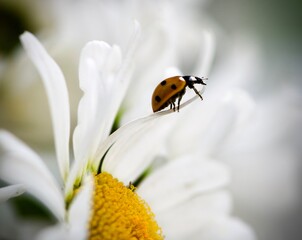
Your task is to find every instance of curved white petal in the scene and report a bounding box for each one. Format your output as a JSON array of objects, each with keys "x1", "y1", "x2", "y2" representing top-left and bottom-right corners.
[
  {"x1": 156, "y1": 191, "x2": 233, "y2": 240},
  {"x1": 137, "y1": 156, "x2": 230, "y2": 213},
  {"x1": 88, "y1": 90, "x2": 204, "y2": 184},
  {"x1": 101, "y1": 113, "x2": 171, "y2": 184},
  {"x1": 92, "y1": 86, "x2": 205, "y2": 167},
  {"x1": 0, "y1": 130, "x2": 65, "y2": 221},
  {"x1": 93, "y1": 111, "x2": 170, "y2": 185},
  {"x1": 20, "y1": 32, "x2": 70, "y2": 182},
  {"x1": 73, "y1": 21, "x2": 140, "y2": 168},
  {"x1": 73, "y1": 41, "x2": 121, "y2": 164},
  {"x1": 0, "y1": 184, "x2": 25, "y2": 203}
]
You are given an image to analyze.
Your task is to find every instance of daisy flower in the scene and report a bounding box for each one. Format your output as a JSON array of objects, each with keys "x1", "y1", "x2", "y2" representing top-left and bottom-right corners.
[{"x1": 0, "y1": 21, "x2": 256, "y2": 240}]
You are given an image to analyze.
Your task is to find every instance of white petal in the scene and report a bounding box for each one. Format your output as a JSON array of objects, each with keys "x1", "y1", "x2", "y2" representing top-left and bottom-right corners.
[
  {"x1": 0, "y1": 130, "x2": 65, "y2": 221},
  {"x1": 137, "y1": 156, "x2": 230, "y2": 213},
  {"x1": 73, "y1": 21, "x2": 141, "y2": 168},
  {"x1": 91, "y1": 87, "x2": 206, "y2": 172},
  {"x1": 196, "y1": 217, "x2": 257, "y2": 240},
  {"x1": 73, "y1": 41, "x2": 121, "y2": 164},
  {"x1": 157, "y1": 191, "x2": 233, "y2": 240},
  {"x1": 0, "y1": 184, "x2": 25, "y2": 203},
  {"x1": 101, "y1": 114, "x2": 170, "y2": 184},
  {"x1": 20, "y1": 32, "x2": 70, "y2": 182},
  {"x1": 88, "y1": 91, "x2": 203, "y2": 185},
  {"x1": 68, "y1": 175, "x2": 93, "y2": 240},
  {"x1": 93, "y1": 111, "x2": 170, "y2": 184}
]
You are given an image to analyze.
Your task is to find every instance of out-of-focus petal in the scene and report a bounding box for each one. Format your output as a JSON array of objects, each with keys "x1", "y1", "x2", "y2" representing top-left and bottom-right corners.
[
  {"x1": 0, "y1": 130, "x2": 64, "y2": 221},
  {"x1": 138, "y1": 156, "x2": 230, "y2": 213},
  {"x1": 20, "y1": 32, "x2": 70, "y2": 182},
  {"x1": 73, "y1": 41, "x2": 122, "y2": 164},
  {"x1": 0, "y1": 184, "x2": 25, "y2": 202},
  {"x1": 73, "y1": 21, "x2": 140, "y2": 168},
  {"x1": 156, "y1": 191, "x2": 232, "y2": 240}
]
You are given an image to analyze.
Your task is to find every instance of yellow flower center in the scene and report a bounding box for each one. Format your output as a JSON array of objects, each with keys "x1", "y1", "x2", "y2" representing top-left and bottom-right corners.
[{"x1": 89, "y1": 172, "x2": 163, "y2": 240}]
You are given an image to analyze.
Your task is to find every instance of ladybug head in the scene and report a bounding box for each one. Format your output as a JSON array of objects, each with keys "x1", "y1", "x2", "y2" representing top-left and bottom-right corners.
[
  {"x1": 183, "y1": 75, "x2": 207, "y2": 88},
  {"x1": 194, "y1": 76, "x2": 207, "y2": 85}
]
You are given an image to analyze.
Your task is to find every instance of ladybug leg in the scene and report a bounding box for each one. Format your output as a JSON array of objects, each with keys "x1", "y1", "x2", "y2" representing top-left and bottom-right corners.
[
  {"x1": 192, "y1": 86, "x2": 203, "y2": 100},
  {"x1": 177, "y1": 90, "x2": 186, "y2": 111},
  {"x1": 172, "y1": 101, "x2": 176, "y2": 111},
  {"x1": 177, "y1": 93, "x2": 183, "y2": 112}
]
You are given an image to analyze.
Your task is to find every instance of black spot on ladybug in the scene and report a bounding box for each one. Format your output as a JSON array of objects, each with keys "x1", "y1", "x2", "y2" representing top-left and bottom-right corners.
[
  {"x1": 160, "y1": 80, "x2": 167, "y2": 86},
  {"x1": 155, "y1": 96, "x2": 161, "y2": 102},
  {"x1": 171, "y1": 84, "x2": 177, "y2": 90}
]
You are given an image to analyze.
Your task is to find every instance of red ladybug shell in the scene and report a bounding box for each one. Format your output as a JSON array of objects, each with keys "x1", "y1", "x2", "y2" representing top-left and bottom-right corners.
[{"x1": 152, "y1": 76, "x2": 187, "y2": 112}]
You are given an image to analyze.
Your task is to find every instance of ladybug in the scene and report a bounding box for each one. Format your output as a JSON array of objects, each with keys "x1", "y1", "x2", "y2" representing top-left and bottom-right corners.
[{"x1": 151, "y1": 75, "x2": 207, "y2": 112}]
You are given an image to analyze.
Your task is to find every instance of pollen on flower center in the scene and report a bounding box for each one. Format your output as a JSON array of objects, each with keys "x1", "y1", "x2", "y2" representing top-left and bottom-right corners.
[{"x1": 89, "y1": 172, "x2": 163, "y2": 240}]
